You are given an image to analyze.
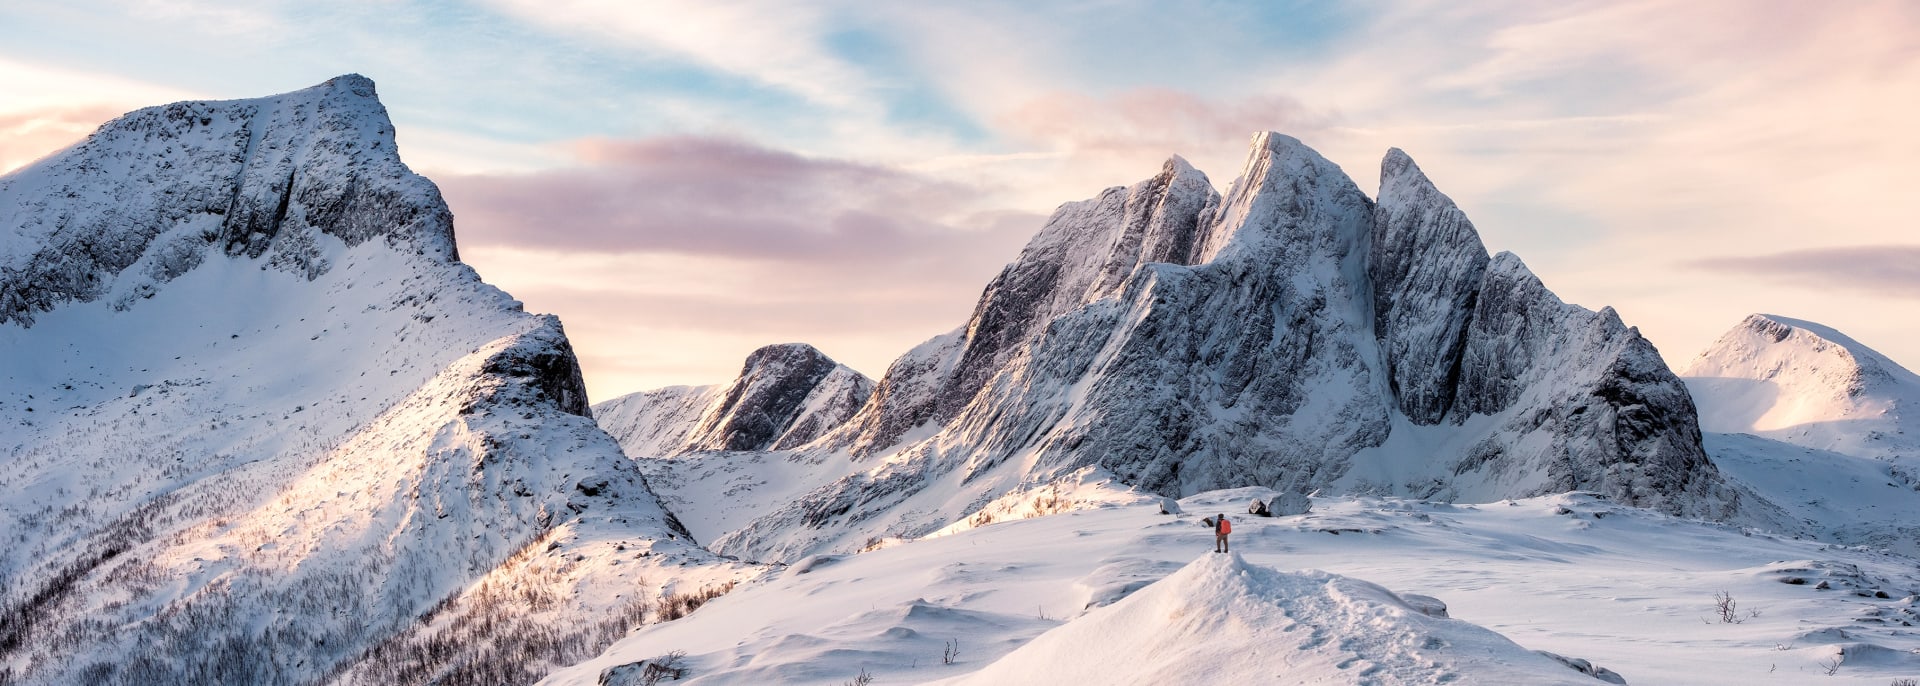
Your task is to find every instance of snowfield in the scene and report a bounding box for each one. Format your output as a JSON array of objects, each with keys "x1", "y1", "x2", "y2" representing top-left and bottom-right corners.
[{"x1": 547, "y1": 488, "x2": 1920, "y2": 685}]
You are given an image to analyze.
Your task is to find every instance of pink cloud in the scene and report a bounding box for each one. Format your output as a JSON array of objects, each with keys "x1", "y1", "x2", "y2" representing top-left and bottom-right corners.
[
  {"x1": 437, "y1": 135, "x2": 1046, "y2": 397},
  {"x1": 998, "y1": 88, "x2": 1341, "y2": 158},
  {"x1": 1692, "y1": 246, "x2": 1920, "y2": 299},
  {"x1": 0, "y1": 106, "x2": 123, "y2": 174},
  {"x1": 438, "y1": 135, "x2": 1013, "y2": 264}
]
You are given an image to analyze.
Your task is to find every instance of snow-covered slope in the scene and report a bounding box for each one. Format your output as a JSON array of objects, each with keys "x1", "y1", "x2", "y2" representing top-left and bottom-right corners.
[
  {"x1": 1683, "y1": 314, "x2": 1919, "y2": 464},
  {"x1": 938, "y1": 553, "x2": 1610, "y2": 686},
  {"x1": 0, "y1": 77, "x2": 721, "y2": 685},
  {"x1": 547, "y1": 488, "x2": 1920, "y2": 685},
  {"x1": 613, "y1": 133, "x2": 1730, "y2": 563}
]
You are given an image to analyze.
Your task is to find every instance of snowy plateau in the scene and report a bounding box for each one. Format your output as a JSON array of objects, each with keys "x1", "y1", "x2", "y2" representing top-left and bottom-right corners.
[{"x1": 2, "y1": 76, "x2": 1918, "y2": 685}]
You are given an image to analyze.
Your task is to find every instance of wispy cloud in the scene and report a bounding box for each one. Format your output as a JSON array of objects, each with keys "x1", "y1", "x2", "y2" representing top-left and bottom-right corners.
[
  {"x1": 479, "y1": 0, "x2": 868, "y2": 110},
  {"x1": 438, "y1": 135, "x2": 1042, "y2": 398},
  {"x1": 439, "y1": 136, "x2": 1012, "y2": 262},
  {"x1": 0, "y1": 105, "x2": 123, "y2": 174},
  {"x1": 1692, "y1": 246, "x2": 1920, "y2": 299}
]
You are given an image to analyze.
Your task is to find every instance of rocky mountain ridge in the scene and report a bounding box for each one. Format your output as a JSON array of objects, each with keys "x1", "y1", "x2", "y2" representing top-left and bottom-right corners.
[{"x1": 602, "y1": 132, "x2": 1734, "y2": 563}]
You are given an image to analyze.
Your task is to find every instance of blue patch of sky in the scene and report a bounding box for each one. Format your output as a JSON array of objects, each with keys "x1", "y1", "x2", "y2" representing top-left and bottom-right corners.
[
  {"x1": 0, "y1": 1, "x2": 844, "y2": 152},
  {"x1": 821, "y1": 26, "x2": 991, "y2": 145},
  {"x1": 1022, "y1": 0, "x2": 1370, "y2": 93}
]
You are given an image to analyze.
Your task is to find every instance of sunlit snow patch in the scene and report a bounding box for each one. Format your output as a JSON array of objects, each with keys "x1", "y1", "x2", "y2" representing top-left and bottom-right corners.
[{"x1": 935, "y1": 552, "x2": 1621, "y2": 686}]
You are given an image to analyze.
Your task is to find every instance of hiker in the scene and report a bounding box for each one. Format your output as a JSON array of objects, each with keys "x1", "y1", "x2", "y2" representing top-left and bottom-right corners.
[{"x1": 1214, "y1": 513, "x2": 1231, "y2": 553}]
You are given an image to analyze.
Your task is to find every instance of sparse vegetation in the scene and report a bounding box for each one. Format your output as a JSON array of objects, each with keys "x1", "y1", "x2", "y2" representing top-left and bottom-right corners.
[
  {"x1": 846, "y1": 667, "x2": 874, "y2": 686},
  {"x1": 639, "y1": 650, "x2": 687, "y2": 685},
  {"x1": 1819, "y1": 654, "x2": 1842, "y2": 676},
  {"x1": 656, "y1": 581, "x2": 737, "y2": 622},
  {"x1": 943, "y1": 638, "x2": 960, "y2": 666},
  {"x1": 1713, "y1": 591, "x2": 1746, "y2": 624}
]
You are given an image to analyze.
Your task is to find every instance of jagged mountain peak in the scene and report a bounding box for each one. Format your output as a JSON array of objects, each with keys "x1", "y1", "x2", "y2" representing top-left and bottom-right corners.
[
  {"x1": 1370, "y1": 148, "x2": 1491, "y2": 424},
  {"x1": 1199, "y1": 130, "x2": 1369, "y2": 266},
  {"x1": 0, "y1": 72, "x2": 453, "y2": 326},
  {"x1": 595, "y1": 344, "x2": 875, "y2": 457},
  {"x1": 630, "y1": 132, "x2": 1729, "y2": 562}
]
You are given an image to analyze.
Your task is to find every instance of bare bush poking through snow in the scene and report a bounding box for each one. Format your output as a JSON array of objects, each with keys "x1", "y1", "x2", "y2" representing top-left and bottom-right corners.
[
  {"x1": 1714, "y1": 590, "x2": 1744, "y2": 624},
  {"x1": 656, "y1": 581, "x2": 736, "y2": 622}
]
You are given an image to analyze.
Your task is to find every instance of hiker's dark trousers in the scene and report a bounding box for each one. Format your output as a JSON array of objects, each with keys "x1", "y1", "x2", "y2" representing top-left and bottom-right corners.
[{"x1": 1215, "y1": 532, "x2": 1229, "y2": 553}]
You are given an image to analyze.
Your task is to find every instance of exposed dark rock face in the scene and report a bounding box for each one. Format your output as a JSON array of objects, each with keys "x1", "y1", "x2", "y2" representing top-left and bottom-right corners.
[
  {"x1": 831, "y1": 157, "x2": 1220, "y2": 459},
  {"x1": 689, "y1": 343, "x2": 859, "y2": 452},
  {"x1": 477, "y1": 315, "x2": 594, "y2": 418},
  {"x1": 1370, "y1": 149, "x2": 1488, "y2": 424},
  {"x1": 595, "y1": 343, "x2": 874, "y2": 456}
]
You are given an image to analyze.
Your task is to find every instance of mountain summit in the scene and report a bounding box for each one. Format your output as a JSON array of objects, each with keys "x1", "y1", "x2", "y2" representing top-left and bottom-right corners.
[
  {"x1": 603, "y1": 132, "x2": 1734, "y2": 562},
  {"x1": 0, "y1": 76, "x2": 715, "y2": 685},
  {"x1": 1684, "y1": 313, "x2": 1919, "y2": 464}
]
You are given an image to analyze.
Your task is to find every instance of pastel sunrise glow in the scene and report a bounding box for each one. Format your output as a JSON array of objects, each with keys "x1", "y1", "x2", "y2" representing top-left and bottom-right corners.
[{"x1": 3, "y1": 0, "x2": 1915, "y2": 402}]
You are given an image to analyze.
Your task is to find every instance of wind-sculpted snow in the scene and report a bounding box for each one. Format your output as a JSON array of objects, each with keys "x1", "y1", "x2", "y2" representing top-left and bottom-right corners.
[
  {"x1": 0, "y1": 78, "x2": 718, "y2": 685},
  {"x1": 628, "y1": 132, "x2": 1732, "y2": 563},
  {"x1": 0, "y1": 74, "x2": 455, "y2": 325},
  {"x1": 940, "y1": 553, "x2": 1612, "y2": 685}
]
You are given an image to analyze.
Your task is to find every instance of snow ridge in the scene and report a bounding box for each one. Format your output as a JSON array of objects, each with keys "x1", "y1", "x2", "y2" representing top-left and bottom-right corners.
[{"x1": 939, "y1": 552, "x2": 1610, "y2": 686}]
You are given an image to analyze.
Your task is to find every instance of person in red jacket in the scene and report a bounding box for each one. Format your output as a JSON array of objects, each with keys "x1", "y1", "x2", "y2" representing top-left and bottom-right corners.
[{"x1": 1214, "y1": 514, "x2": 1231, "y2": 553}]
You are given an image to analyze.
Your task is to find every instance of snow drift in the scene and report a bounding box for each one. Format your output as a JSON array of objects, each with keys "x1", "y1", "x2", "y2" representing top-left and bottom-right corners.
[{"x1": 936, "y1": 552, "x2": 1617, "y2": 686}]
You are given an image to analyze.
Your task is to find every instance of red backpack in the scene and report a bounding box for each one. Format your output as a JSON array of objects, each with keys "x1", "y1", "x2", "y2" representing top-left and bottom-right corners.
[{"x1": 1218, "y1": 518, "x2": 1231, "y2": 534}]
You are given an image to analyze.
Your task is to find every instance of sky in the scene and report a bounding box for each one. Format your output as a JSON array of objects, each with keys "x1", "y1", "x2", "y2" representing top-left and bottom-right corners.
[{"x1": 2, "y1": 1, "x2": 1917, "y2": 403}]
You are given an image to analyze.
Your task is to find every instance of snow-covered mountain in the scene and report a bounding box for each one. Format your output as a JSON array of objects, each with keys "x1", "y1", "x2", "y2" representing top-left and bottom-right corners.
[
  {"x1": 1683, "y1": 314, "x2": 1918, "y2": 465},
  {"x1": 0, "y1": 76, "x2": 724, "y2": 685},
  {"x1": 595, "y1": 343, "x2": 873, "y2": 458},
  {"x1": 1676, "y1": 314, "x2": 1920, "y2": 553},
  {"x1": 601, "y1": 133, "x2": 1733, "y2": 564}
]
